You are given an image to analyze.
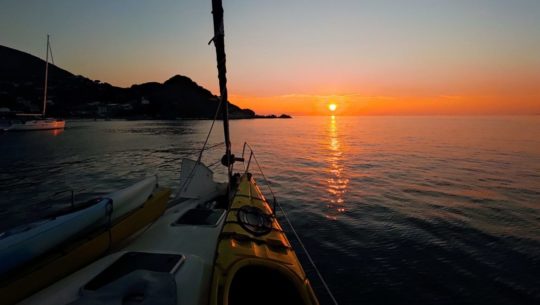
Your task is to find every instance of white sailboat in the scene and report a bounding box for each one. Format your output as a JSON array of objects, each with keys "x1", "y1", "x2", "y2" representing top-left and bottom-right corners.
[{"x1": 3, "y1": 35, "x2": 66, "y2": 132}]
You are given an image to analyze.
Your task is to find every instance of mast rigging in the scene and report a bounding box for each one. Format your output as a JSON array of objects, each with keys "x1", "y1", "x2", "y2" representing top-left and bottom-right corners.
[{"x1": 42, "y1": 34, "x2": 50, "y2": 116}]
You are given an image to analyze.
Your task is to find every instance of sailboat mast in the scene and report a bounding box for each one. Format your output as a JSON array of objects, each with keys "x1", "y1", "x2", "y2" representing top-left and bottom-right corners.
[
  {"x1": 211, "y1": 0, "x2": 233, "y2": 179},
  {"x1": 42, "y1": 34, "x2": 49, "y2": 116}
]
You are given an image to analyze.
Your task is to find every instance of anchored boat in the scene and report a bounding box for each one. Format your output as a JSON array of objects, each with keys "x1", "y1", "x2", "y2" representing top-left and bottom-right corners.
[
  {"x1": 3, "y1": 35, "x2": 66, "y2": 132},
  {"x1": 5, "y1": 1, "x2": 322, "y2": 304}
]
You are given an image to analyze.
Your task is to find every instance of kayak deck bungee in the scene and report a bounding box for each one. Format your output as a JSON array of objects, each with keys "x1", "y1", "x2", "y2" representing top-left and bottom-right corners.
[
  {"x1": 210, "y1": 173, "x2": 319, "y2": 305},
  {"x1": 0, "y1": 187, "x2": 171, "y2": 305}
]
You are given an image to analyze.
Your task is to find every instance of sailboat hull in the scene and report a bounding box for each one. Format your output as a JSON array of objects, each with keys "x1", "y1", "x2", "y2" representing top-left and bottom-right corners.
[{"x1": 3, "y1": 119, "x2": 66, "y2": 131}]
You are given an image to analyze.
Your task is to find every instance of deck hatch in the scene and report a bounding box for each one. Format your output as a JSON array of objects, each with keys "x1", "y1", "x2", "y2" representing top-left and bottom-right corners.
[
  {"x1": 83, "y1": 252, "x2": 184, "y2": 291},
  {"x1": 173, "y1": 208, "x2": 225, "y2": 226}
]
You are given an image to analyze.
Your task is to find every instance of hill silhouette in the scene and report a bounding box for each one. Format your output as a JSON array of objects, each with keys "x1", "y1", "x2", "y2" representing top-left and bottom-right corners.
[{"x1": 0, "y1": 45, "x2": 263, "y2": 119}]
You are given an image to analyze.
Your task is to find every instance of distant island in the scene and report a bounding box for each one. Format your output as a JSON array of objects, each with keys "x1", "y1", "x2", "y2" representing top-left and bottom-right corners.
[{"x1": 0, "y1": 45, "x2": 291, "y2": 120}]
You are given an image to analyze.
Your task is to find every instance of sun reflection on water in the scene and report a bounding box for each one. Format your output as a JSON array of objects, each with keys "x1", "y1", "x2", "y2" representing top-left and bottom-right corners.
[
  {"x1": 325, "y1": 115, "x2": 349, "y2": 220},
  {"x1": 51, "y1": 129, "x2": 64, "y2": 136}
]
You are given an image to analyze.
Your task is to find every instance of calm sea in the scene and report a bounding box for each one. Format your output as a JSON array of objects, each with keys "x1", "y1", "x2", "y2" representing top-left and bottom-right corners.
[{"x1": 1, "y1": 116, "x2": 539, "y2": 305}]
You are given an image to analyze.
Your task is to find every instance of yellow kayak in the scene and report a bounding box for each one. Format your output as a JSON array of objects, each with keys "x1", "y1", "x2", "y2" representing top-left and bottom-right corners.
[{"x1": 210, "y1": 173, "x2": 319, "y2": 305}]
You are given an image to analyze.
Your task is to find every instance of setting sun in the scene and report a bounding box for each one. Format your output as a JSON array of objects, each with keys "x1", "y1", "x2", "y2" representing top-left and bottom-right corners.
[{"x1": 328, "y1": 103, "x2": 337, "y2": 112}]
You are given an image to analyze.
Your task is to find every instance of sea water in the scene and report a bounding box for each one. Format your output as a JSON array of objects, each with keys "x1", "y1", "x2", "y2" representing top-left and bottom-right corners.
[{"x1": 1, "y1": 116, "x2": 539, "y2": 305}]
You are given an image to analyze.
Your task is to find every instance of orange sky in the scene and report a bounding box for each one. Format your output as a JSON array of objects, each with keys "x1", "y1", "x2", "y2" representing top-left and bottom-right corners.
[
  {"x1": 230, "y1": 93, "x2": 540, "y2": 116},
  {"x1": 2, "y1": 1, "x2": 539, "y2": 115},
  {"x1": 228, "y1": 69, "x2": 540, "y2": 115}
]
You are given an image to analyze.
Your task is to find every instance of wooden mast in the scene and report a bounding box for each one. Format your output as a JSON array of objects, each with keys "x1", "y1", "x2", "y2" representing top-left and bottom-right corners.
[{"x1": 210, "y1": 0, "x2": 233, "y2": 180}]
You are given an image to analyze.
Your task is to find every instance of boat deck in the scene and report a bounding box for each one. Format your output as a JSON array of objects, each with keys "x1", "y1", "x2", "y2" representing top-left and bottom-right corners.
[{"x1": 19, "y1": 183, "x2": 226, "y2": 305}]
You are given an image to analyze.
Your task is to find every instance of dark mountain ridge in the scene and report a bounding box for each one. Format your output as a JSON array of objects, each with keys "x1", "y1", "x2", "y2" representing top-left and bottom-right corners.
[{"x1": 0, "y1": 45, "x2": 282, "y2": 119}]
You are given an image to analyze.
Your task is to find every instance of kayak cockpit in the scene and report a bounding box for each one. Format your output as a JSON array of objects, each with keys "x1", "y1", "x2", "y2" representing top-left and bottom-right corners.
[{"x1": 228, "y1": 265, "x2": 306, "y2": 305}]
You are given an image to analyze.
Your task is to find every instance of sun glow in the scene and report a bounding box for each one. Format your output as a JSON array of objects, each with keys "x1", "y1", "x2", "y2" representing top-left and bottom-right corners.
[{"x1": 328, "y1": 103, "x2": 337, "y2": 112}]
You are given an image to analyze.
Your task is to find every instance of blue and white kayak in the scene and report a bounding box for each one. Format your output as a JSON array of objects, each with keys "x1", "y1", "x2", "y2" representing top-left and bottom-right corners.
[{"x1": 0, "y1": 176, "x2": 158, "y2": 275}]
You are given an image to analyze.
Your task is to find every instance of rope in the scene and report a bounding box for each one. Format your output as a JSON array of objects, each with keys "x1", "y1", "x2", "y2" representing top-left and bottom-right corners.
[
  {"x1": 276, "y1": 201, "x2": 340, "y2": 305},
  {"x1": 48, "y1": 37, "x2": 55, "y2": 65},
  {"x1": 208, "y1": 158, "x2": 223, "y2": 169},
  {"x1": 249, "y1": 150, "x2": 277, "y2": 211},
  {"x1": 201, "y1": 142, "x2": 224, "y2": 153},
  {"x1": 175, "y1": 143, "x2": 223, "y2": 156},
  {"x1": 196, "y1": 98, "x2": 223, "y2": 163},
  {"x1": 175, "y1": 97, "x2": 224, "y2": 198}
]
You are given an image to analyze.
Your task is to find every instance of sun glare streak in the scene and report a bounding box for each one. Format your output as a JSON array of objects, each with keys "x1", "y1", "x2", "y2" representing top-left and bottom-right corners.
[{"x1": 325, "y1": 115, "x2": 349, "y2": 220}]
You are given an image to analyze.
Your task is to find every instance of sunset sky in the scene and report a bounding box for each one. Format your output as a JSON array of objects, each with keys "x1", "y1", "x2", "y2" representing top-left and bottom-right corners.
[{"x1": 1, "y1": 0, "x2": 539, "y2": 115}]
